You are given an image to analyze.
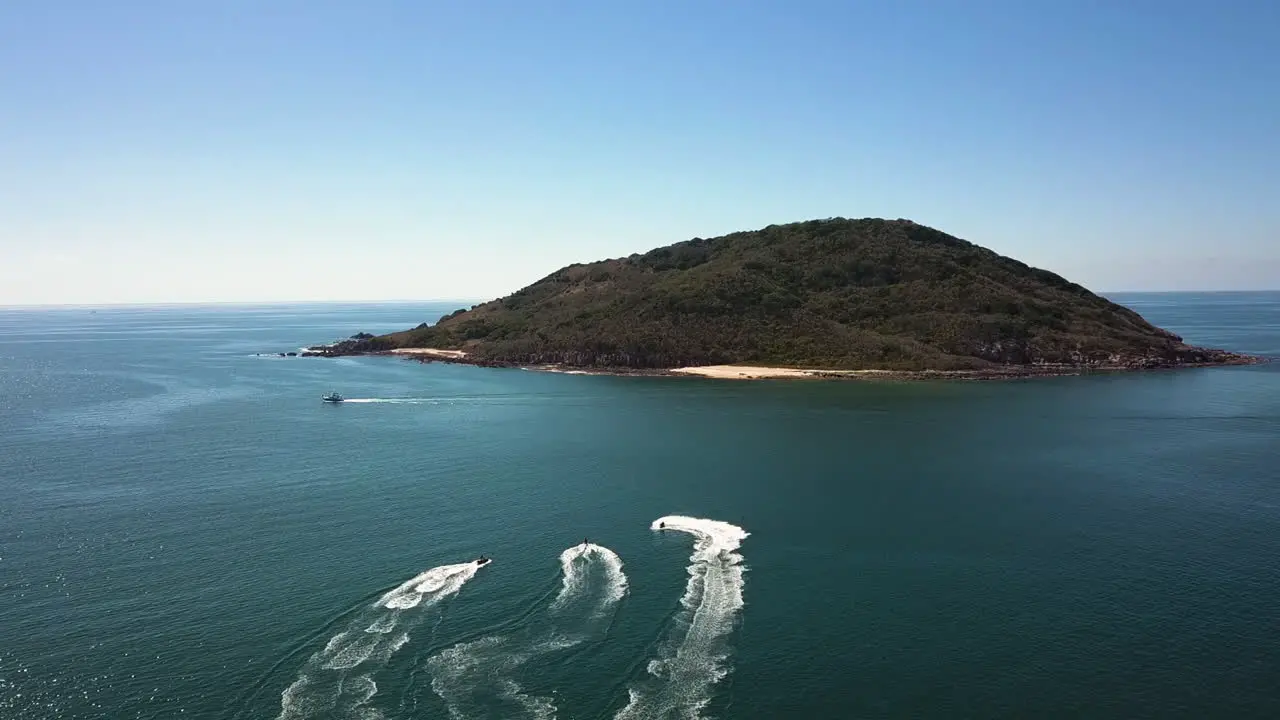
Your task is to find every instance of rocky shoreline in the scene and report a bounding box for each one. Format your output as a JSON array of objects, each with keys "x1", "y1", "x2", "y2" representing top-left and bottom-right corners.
[{"x1": 298, "y1": 342, "x2": 1264, "y2": 381}]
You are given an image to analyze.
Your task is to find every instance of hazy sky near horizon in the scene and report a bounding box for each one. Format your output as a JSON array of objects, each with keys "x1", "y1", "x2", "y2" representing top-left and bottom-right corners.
[{"x1": 2, "y1": 0, "x2": 1277, "y2": 305}]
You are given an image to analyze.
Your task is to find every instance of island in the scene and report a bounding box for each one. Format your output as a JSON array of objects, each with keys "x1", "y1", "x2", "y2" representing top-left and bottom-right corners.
[{"x1": 307, "y1": 218, "x2": 1259, "y2": 379}]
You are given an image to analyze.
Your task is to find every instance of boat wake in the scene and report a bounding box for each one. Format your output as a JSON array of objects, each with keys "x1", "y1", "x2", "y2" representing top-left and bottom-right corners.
[
  {"x1": 429, "y1": 543, "x2": 628, "y2": 719},
  {"x1": 552, "y1": 542, "x2": 629, "y2": 614},
  {"x1": 276, "y1": 561, "x2": 483, "y2": 720},
  {"x1": 339, "y1": 398, "x2": 443, "y2": 405},
  {"x1": 615, "y1": 516, "x2": 749, "y2": 720}
]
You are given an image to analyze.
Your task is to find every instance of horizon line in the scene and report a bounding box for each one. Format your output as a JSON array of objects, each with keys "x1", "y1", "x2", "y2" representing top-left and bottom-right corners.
[
  {"x1": 1, "y1": 289, "x2": 1276, "y2": 310},
  {"x1": 0, "y1": 298, "x2": 488, "y2": 310}
]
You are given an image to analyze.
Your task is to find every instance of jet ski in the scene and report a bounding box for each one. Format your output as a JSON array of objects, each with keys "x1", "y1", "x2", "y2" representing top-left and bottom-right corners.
[{"x1": 475, "y1": 556, "x2": 491, "y2": 566}]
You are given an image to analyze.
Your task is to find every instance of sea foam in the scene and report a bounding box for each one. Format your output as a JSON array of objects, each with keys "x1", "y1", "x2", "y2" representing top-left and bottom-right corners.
[
  {"x1": 430, "y1": 543, "x2": 628, "y2": 719},
  {"x1": 553, "y1": 542, "x2": 629, "y2": 613},
  {"x1": 615, "y1": 516, "x2": 749, "y2": 719},
  {"x1": 276, "y1": 561, "x2": 483, "y2": 720}
]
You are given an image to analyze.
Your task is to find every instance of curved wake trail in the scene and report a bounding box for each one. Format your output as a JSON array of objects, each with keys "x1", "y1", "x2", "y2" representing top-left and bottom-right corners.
[
  {"x1": 552, "y1": 543, "x2": 629, "y2": 613},
  {"x1": 429, "y1": 544, "x2": 628, "y2": 719},
  {"x1": 615, "y1": 516, "x2": 749, "y2": 720},
  {"x1": 277, "y1": 562, "x2": 483, "y2": 720}
]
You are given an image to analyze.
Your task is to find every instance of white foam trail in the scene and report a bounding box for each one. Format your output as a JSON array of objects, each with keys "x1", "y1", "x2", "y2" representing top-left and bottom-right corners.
[
  {"x1": 340, "y1": 398, "x2": 440, "y2": 405},
  {"x1": 429, "y1": 636, "x2": 543, "y2": 720},
  {"x1": 552, "y1": 543, "x2": 628, "y2": 613},
  {"x1": 277, "y1": 561, "x2": 484, "y2": 720},
  {"x1": 615, "y1": 516, "x2": 749, "y2": 720},
  {"x1": 381, "y1": 563, "x2": 479, "y2": 608},
  {"x1": 430, "y1": 545, "x2": 628, "y2": 719}
]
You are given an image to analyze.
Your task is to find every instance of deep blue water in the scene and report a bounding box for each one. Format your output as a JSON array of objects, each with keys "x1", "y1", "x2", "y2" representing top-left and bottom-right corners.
[{"x1": 1, "y1": 293, "x2": 1278, "y2": 719}]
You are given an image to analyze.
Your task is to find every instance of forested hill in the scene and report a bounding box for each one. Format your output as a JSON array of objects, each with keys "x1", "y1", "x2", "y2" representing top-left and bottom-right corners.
[{"x1": 332, "y1": 218, "x2": 1245, "y2": 371}]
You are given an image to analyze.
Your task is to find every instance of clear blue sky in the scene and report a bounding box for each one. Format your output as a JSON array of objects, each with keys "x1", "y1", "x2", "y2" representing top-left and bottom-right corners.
[{"x1": 1, "y1": 0, "x2": 1276, "y2": 304}]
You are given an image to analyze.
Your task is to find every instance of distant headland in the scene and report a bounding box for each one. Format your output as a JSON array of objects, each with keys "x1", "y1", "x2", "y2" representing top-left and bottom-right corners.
[{"x1": 305, "y1": 218, "x2": 1260, "y2": 379}]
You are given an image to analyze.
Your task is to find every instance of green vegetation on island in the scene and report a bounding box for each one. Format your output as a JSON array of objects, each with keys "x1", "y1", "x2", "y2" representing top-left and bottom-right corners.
[{"x1": 322, "y1": 218, "x2": 1253, "y2": 372}]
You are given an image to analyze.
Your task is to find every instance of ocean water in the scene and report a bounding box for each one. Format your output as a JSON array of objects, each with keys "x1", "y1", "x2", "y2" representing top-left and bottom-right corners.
[{"x1": 1, "y1": 293, "x2": 1278, "y2": 719}]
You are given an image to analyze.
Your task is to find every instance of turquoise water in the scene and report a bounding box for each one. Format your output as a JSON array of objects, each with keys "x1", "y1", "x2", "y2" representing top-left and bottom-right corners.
[{"x1": 2, "y1": 293, "x2": 1279, "y2": 719}]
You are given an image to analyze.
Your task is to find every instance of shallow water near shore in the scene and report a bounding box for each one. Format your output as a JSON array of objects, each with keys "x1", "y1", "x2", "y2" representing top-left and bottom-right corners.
[{"x1": 2, "y1": 292, "x2": 1279, "y2": 719}]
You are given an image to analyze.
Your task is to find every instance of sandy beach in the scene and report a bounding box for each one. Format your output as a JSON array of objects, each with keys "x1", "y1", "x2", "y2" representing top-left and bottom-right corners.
[
  {"x1": 311, "y1": 349, "x2": 1263, "y2": 381},
  {"x1": 389, "y1": 348, "x2": 468, "y2": 359},
  {"x1": 668, "y1": 365, "x2": 895, "y2": 380}
]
